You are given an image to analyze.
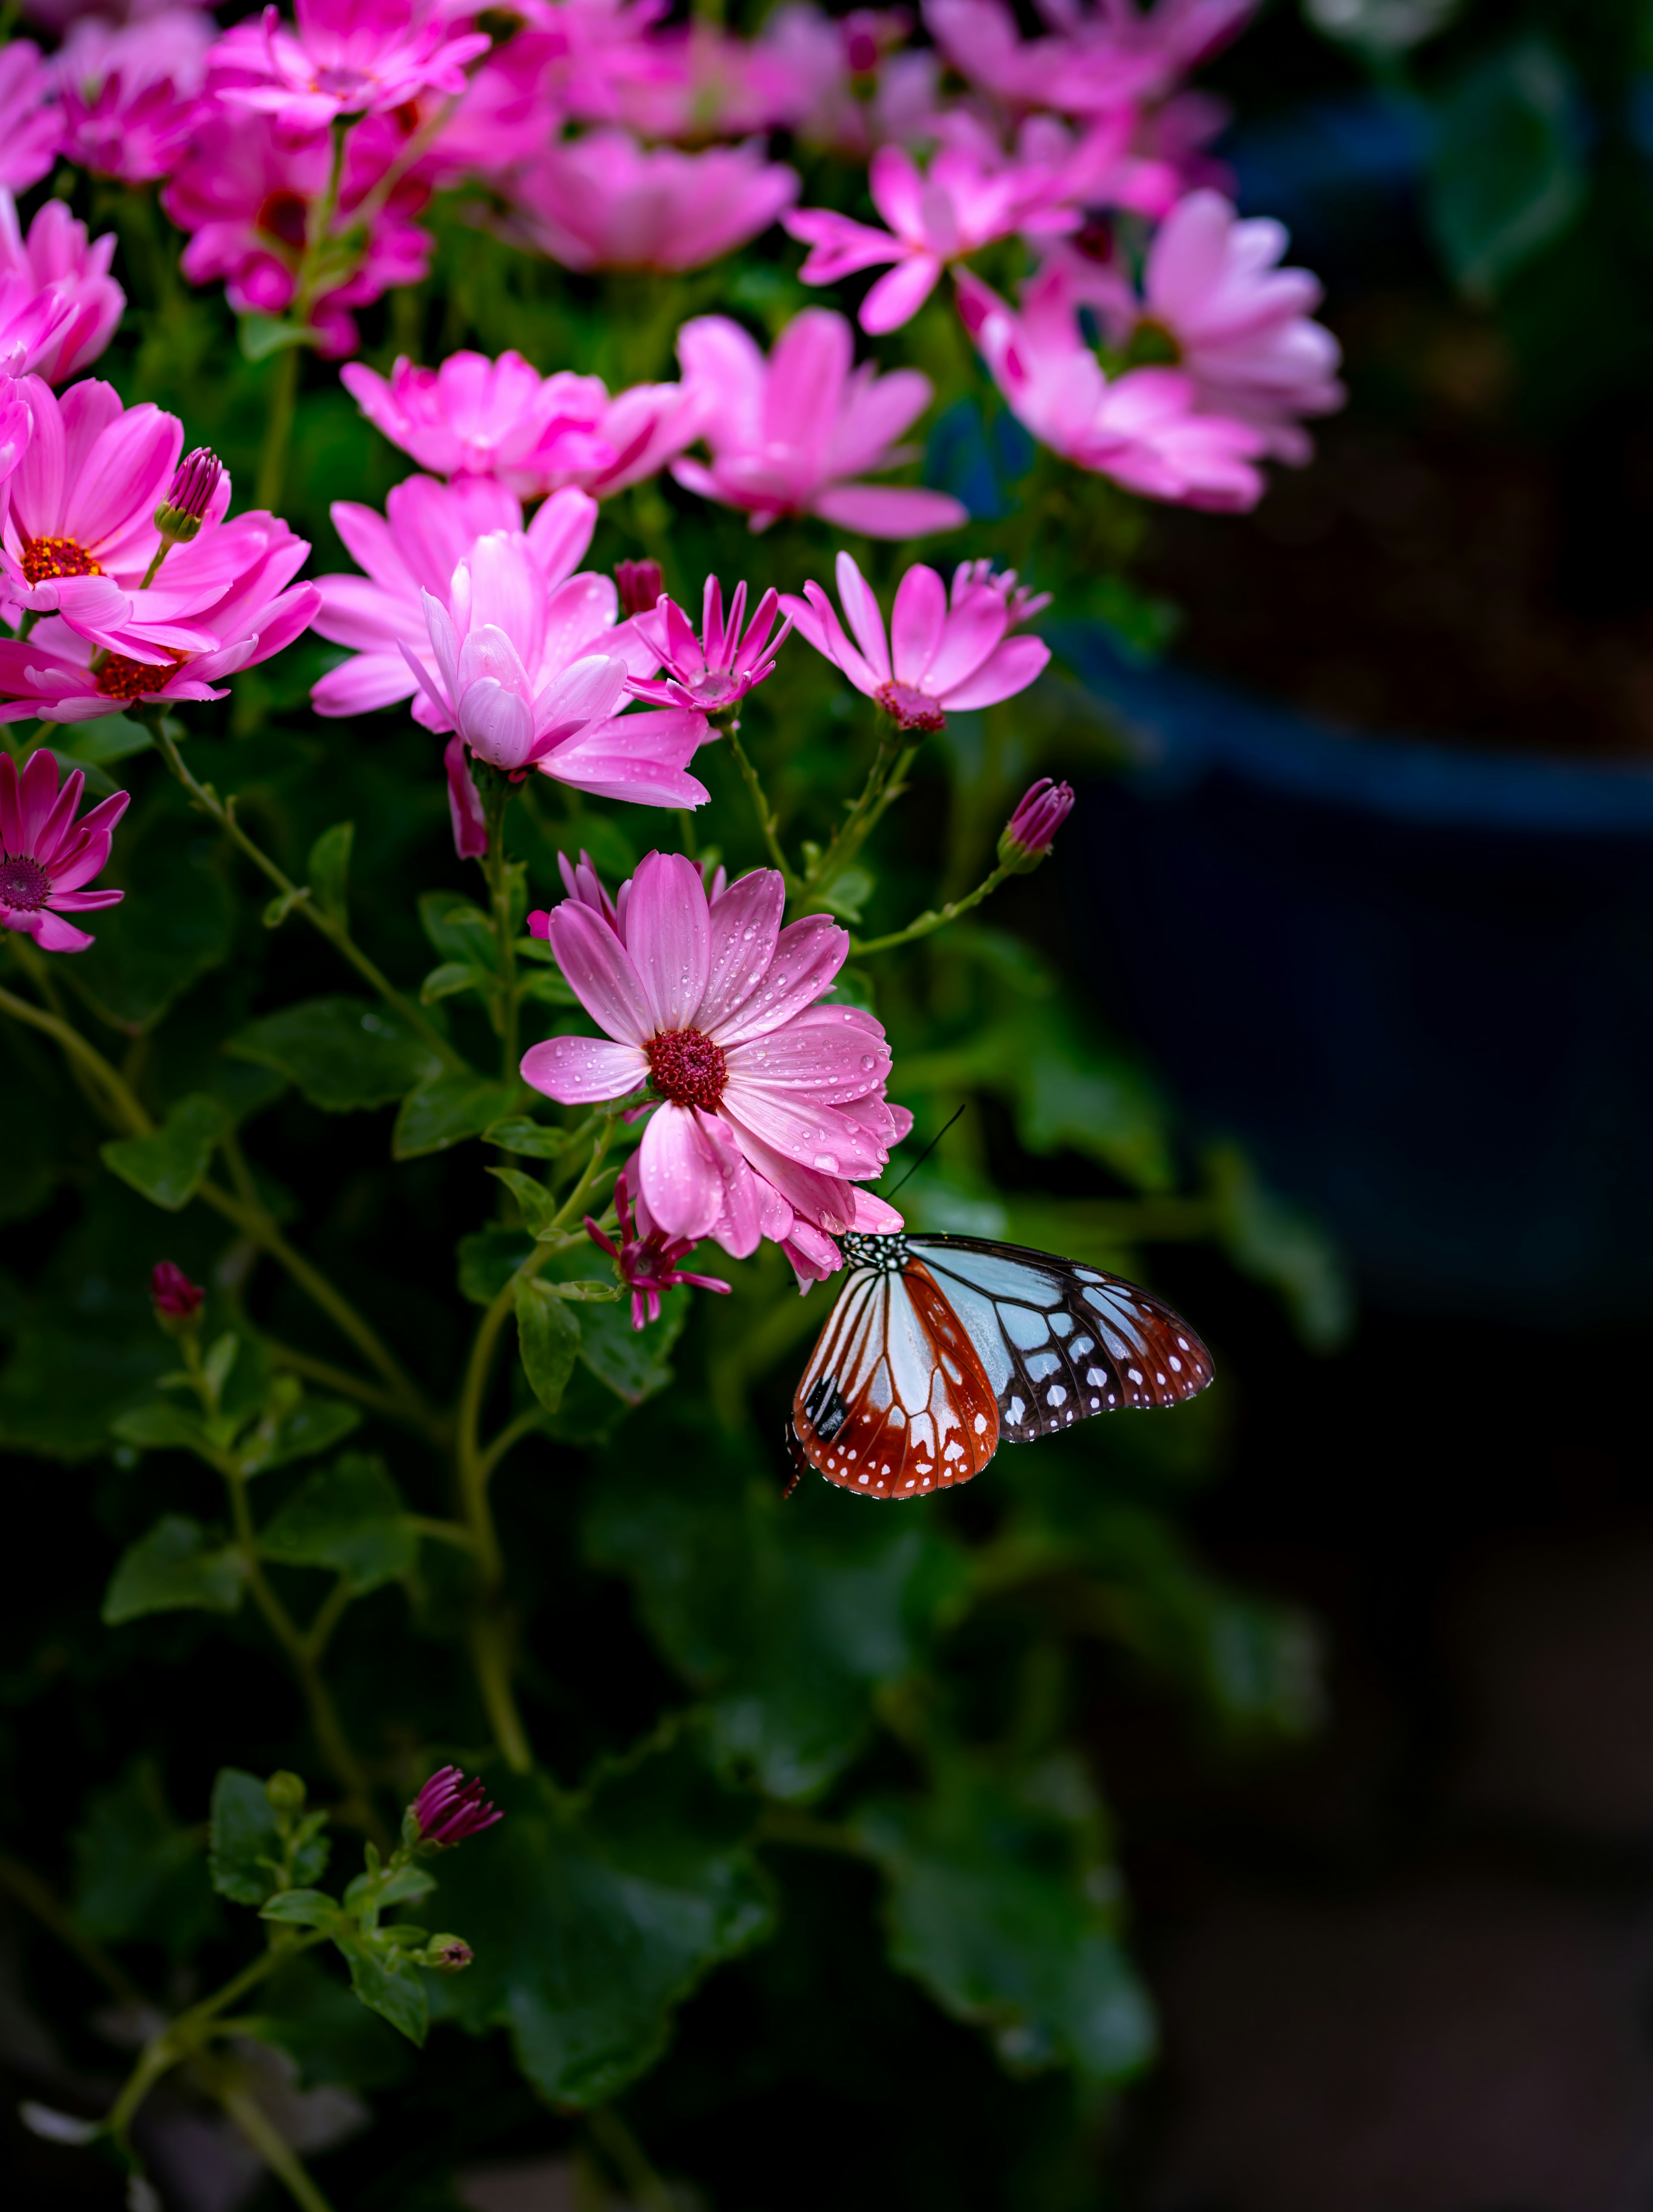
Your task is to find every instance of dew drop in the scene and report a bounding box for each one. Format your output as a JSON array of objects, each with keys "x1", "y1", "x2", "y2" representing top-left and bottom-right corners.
[{"x1": 813, "y1": 1152, "x2": 839, "y2": 1173}]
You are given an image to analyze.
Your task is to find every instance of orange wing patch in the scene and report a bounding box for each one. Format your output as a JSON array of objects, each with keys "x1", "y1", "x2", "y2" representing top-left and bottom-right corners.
[{"x1": 790, "y1": 1260, "x2": 1002, "y2": 1500}]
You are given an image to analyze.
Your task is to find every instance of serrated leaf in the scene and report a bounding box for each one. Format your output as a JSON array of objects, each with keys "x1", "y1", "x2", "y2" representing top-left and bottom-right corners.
[
  {"x1": 258, "y1": 1452, "x2": 415, "y2": 1592},
  {"x1": 515, "y1": 1276, "x2": 580, "y2": 1413},
  {"x1": 210, "y1": 1769, "x2": 330, "y2": 1905},
  {"x1": 306, "y1": 821, "x2": 353, "y2": 921},
  {"x1": 434, "y1": 1739, "x2": 771, "y2": 2103},
  {"x1": 103, "y1": 1514, "x2": 245, "y2": 1625},
  {"x1": 230, "y1": 997, "x2": 440, "y2": 1112},
  {"x1": 488, "y1": 1165, "x2": 558, "y2": 1237},
  {"x1": 393, "y1": 1072, "x2": 519, "y2": 1159},
  {"x1": 101, "y1": 1093, "x2": 223, "y2": 1211},
  {"x1": 484, "y1": 1118, "x2": 569, "y2": 1160},
  {"x1": 344, "y1": 1942, "x2": 429, "y2": 2045}
]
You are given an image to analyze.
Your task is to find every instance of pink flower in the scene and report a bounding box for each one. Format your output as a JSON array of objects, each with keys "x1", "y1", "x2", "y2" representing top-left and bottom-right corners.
[
  {"x1": 410, "y1": 1765, "x2": 501, "y2": 1848},
  {"x1": 161, "y1": 108, "x2": 432, "y2": 358},
  {"x1": 444, "y1": 732, "x2": 487, "y2": 859},
  {"x1": 506, "y1": 130, "x2": 799, "y2": 274},
  {"x1": 999, "y1": 775, "x2": 1073, "y2": 868},
  {"x1": 0, "y1": 517, "x2": 319, "y2": 722},
  {"x1": 339, "y1": 350, "x2": 613, "y2": 497},
  {"x1": 600, "y1": 22, "x2": 805, "y2": 140},
  {"x1": 922, "y1": 0, "x2": 1249, "y2": 116},
  {"x1": 0, "y1": 748, "x2": 128, "y2": 953},
  {"x1": 785, "y1": 140, "x2": 1079, "y2": 334},
  {"x1": 950, "y1": 557, "x2": 1050, "y2": 627},
  {"x1": 0, "y1": 43, "x2": 61, "y2": 198},
  {"x1": 783, "y1": 551, "x2": 1050, "y2": 732},
  {"x1": 1096, "y1": 190, "x2": 1344, "y2": 462},
  {"x1": 0, "y1": 373, "x2": 29, "y2": 516},
  {"x1": 587, "y1": 1169, "x2": 731, "y2": 1330},
  {"x1": 760, "y1": 5, "x2": 939, "y2": 158},
  {"x1": 672, "y1": 308, "x2": 967, "y2": 539},
  {"x1": 614, "y1": 557, "x2": 663, "y2": 618},
  {"x1": 957, "y1": 263, "x2": 1266, "y2": 510},
  {"x1": 150, "y1": 1259, "x2": 205, "y2": 1324},
  {"x1": 55, "y1": 8, "x2": 214, "y2": 183},
  {"x1": 0, "y1": 194, "x2": 124, "y2": 386},
  {"x1": 213, "y1": 0, "x2": 489, "y2": 136},
  {"x1": 521, "y1": 852, "x2": 910, "y2": 1264},
  {"x1": 627, "y1": 576, "x2": 791, "y2": 714}
]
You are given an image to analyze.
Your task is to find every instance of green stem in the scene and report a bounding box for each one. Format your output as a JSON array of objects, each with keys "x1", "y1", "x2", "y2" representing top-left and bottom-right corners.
[
  {"x1": 148, "y1": 716, "x2": 465, "y2": 1072},
  {"x1": 255, "y1": 343, "x2": 301, "y2": 516},
  {"x1": 850, "y1": 865, "x2": 1012, "y2": 957},
  {"x1": 480, "y1": 775, "x2": 520, "y2": 1081},
  {"x1": 475, "y1": 1405, "x2": 543, "y2": 1486},
  {"x1": 802, "y1": 729, "x2": 913, "y2": 908},
  {"x1": 403, "y1": 1514, "x2": 480, "y2": 1553},
  {"x1": 258, "y1": 1336, "x2": 420, "y2": 1430},
  {"x1": 214, "y1": 2073, "x2": 338, "y2": 2212},
  {"x1": 588, "y1": 2106, "x2": 676, "y2": 2212},
  {"x1": 724, "y1": 722, "x2": 797, "y2": 890}
]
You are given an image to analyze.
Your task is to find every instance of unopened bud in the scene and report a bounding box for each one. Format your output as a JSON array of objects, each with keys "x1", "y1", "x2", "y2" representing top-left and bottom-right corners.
[
  {"x1": 150, "y1": 1260, "x2": 204, "y2": 1331},
  {"x1": 615, "y1": 558, "x2": 664, "y2": 619},
  {"x1": 425, "y1": 1935, "x2": 474, "y2": 1971},
  {"x1": 409, "y1": 1765, "x2": 502, "y2": 1849},
  {"x1": 265, "y1": 1770, "x2": 306, "y2": 1816},
  {"x1": 154, "y1": 448, "x2": 223, "y2": 544},
  {"x1": 997, "y1": 778, "x2": 1074, "y2": 874}
]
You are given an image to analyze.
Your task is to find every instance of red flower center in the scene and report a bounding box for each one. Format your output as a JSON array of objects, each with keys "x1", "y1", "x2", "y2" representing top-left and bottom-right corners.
[
  {"x1": 646, "y1": 1028, "x2": 727, "y2": 1111},
  {"x1": 0, "y1": 857, "x2": 50, "y2": 911},
  {"x1": 874, "y1": 679, "x2": 946, "y2": 732},
  {"x1": 96, "y1": 649, "x2": 186, "y2": 701},
  {"x1": 257, "y1": 189, "x2": 310, "y2": 251},
  {"x1": 21, "y1": 536, "x2": 102, "y2": 585}
]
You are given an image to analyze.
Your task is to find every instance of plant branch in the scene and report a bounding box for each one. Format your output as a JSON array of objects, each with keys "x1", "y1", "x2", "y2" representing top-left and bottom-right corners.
[
  {"x1": 850, "y1": 864, "x2": 1012, "y2": 957},
  {"x1": 724, "y1": 723, "x2": 797, "y2": 890}
]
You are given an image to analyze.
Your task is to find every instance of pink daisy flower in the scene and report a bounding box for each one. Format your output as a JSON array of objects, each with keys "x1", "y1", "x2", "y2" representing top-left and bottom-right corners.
[
  {"x1": 212, "y1": 0, "x2": 490, "y2": 136},
  {"x1": 586, "y1": 1168, "x2": 731, "y2": 1331},
  {"x1": 520, "y1": 852, "x2": 910, "y2": 1264},
  {"x1": 626, "y1": 575, "x2": 792, "y2": 715},
  {"x1": 0, "y1": 194, "x2": 124, "y2": 386},
  {"x1": 54, "y1": 7, "x2": 215, "y2": 184},
  {"x1": 506, "y1": 130, "x2": 800, "y2": 275},
  {"x1": 672, "y1": 307, "x2": 967, "y2": 539},
  {"x1": 0, "y1": 43, "x2": 61, "y2": 198},
  {"x1": 0, "y1": 747, "x2": 129, "y2": 953},
  {"x1": 783, "y1": 551, "x2": 1050, "y2": 732}
]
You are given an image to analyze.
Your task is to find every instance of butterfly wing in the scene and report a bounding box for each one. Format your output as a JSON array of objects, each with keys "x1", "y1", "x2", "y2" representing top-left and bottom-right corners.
[
  {"x1": 907, "y1": 1235, "x2": 1213, "y2": 1441},
  {"x1": 790, "y1": 1256, "x2": 1001, "y2": 1499}
]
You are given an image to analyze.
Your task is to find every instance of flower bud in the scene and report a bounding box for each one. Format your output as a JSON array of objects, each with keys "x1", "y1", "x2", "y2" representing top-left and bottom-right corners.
[
  {"x1": 265, "y1": 1770, "x2": 307, "y2": 1817},
  {"x1": 425, "y1": 1935, "x2": 474, "y2": 1971},
  {"x1": 615, "y1": 558, "x2": 664, "y2": 619},
  {"x1": 409, "y1": 1765, "x2": 502, "y2": 1849},
  {"x1": 153, "y1": 448, "x2": 223, "y2": 545},
  {"x1": 997, "y1": 778, "x2": 1074, "y2": 874},
  {"x1": 150, "y1": 1260, "x2": 204, "y2": 1331}
]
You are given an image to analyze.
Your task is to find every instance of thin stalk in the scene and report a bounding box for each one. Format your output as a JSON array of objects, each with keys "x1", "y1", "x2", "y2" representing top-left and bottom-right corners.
[
  {"x1": 724, "y1": 722, "x2": 797, "y2": 890},
  {"x1": 214, "y1": 2074, "x2": 337, "y2": 2212},
  {"x1": 402, "y1": 1514, "x2": 480, "y2": 1553},
  {"x1": 850, "y1": 864, "x2": 1012, "y2": 957},
  {"x1": 475, "y1": 1404, "x2": 543, "y2": 1485},
  {"x1": 259, "y1": 1337, "x2": 418, "y2": 1429},
  {"x1": 802, "y1": 729, "x2": 910, "y2": 908},
  {"x1": 587, "y1": 2106, "x2": 676, "y2": 2212}
]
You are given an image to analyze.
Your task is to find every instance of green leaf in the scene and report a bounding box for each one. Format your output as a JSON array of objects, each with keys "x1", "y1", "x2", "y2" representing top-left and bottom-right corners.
[
  {"x1": 1205, "y1": 1143, "x2": 1353, "y2": 1352},
  {"x1": 585, "y1": 1421, "x2": 968, "y2": 1799},
  {"x1": 571, "y1": 1293, "x2": 682, "y2": 1406},
  {"x1": 488, "y1": 1165, "x2": 559, "y2": 1237},
  {"x1": 261, "y1": 1888, "x2": 343, "y2": 1928},
  {"x1": 484, "y1": 1117, "x2": 569, "y2": 1160},
  {"x1": 812, "y1": 865, "x2": 873, "y2": 923},
  {"x1": 239, "y1": 312, "x2": 321, "y2": 360},
  {"x1": 210, "y1": 1769, "x2": 330, "y2": 1905},
  {"x1": 103, "y1": 1514, "x2": 245, "y2": 1625},
  {"x1": 421, "y1": 961, "x2": 492, "y2": 1004},
  {"x1": 418, "y1": 890, "x2": 497, "y2": 967},
  {"x1": 393, "y1": 1072, "x2": 520, "y2": 1159},
  {"x1": 1426, "y1": 36, "x2": 1586, "y2": 297},
  {"x1": 240, "y1": 1390, "x2": 362, "y2": 1476},
  {"x1": 435, "y1": 1738, "x2": 771, "y2": 2104},
  {"x1": 73, "y1": 1760, "x2": 219, "y2": 1958},
  {"x1": 74, "y1": 788, "x2": 234, "y2": 1026},
  {"x1": 519, "y1": 967, "x2": 579, "y2": 1006},
  {"x1": 458, "y1": 1225, "x2": 536, "y2": 1305},
  {"x1": 515, "y1": 1276, "x2": 580, "y2": 1413},
  {"x1": 110, "y1": 1399, "x2": 216, "y2": 1456},
  {"x1": 100, "y1": 1093, "x2": 223, "y2": 1211},
  {"x1": 258, "y1": 1452, "x2": 415, "y2": 1593},
  {"x1": 854, "y1": 1751, "x2": 1155, "y2": 2086},
  {"x1": 307, "y1": 821, "x2": 353, "y2": 921},
  {"x1": 54, "y1": 714, "x2": 152, "y2": 767},
  {"x1": 344, "y1": 1941, "x2": 430, "y2": 2045},
  {"x1": 230, "y1": 997, "x2": 441, "y2": 1113},
  {"x1": 251, "y1": 1955, "x2": 415, "y2": 2092}
]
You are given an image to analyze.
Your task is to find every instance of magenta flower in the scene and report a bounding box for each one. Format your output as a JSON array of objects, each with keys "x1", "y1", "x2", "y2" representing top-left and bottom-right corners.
[
  {"x1": 783, "y1": 552, "x2": 1050, "y2": 733},
  {"x1": 55, "y1": 8, "x2": 214, "y2": 184},
  {"x1": 0, "y1": 374, "x2": 28, "y2": 512},
  {"x1": 0, "y1": 43, "x2": 61, "y2": 198},
  {"x1": 0, "y1": 194, "x2": 124, "y2": 386},
  {"x1": 444, "y1": 734, "x2": 487, "y2": 860},
  {"x1": 950, "y1": 558, "x2": 1050, "y2": 627},
  {"x1": 507, "y1": 130, "x2": 800, "y2": 275},
  {"x1": 0, "y1": 748, "x2": 128, "y2": 953},
  {"x1": 760, "y1": 5, "x2": 939, "y2": 159},
  {"x1": 150, "y1": 1260, "x2": 205, "y2": 1323},
  {"x1": 614, "y1": 558, "x2": 664, "y2": 620},
  {"x1": 999, "y1": 776, "x2": 1074, "y2": 870},
  {"x1": 521, "y1": 853, "x2": 911, "y2": 1262},
  {"x1": 587, "y1": 1169, "x2": 731, "y2": 1331},
  {"x1": 213, "y1": 0, "x2": 489, "y2": 136},
  {"x1": 957, "y1": 264, "x2": 1266, "y2": 510},
  {"x1": 410, "y1": 1766, "x2": 502, "y2": 1849},
  {"x1": 786, "y1": 141, "x2": 1079, "y2": 334},
  {"x1": 672, "y1": 308, "x2": 967, "y2": 540},
  {"x1": 339, "y1": 352, "x2": 612, "y2": 499},
  {"x1": 628, "y1": 577, "x2": 792, "y2": 715},
  {"x1": 161, "y1": 108, "x2": 432, "y2": 358},
  {"x1": 922, "y1": 0, "x2": 1249, "y2": 117},
  {"x1": 600, "y1": 21, "x2": 805, "y2": 141}
]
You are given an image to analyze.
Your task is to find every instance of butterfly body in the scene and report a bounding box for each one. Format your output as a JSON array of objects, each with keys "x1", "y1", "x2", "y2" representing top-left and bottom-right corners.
[{"x1": 787, "y1": 1232, "x2": 1213, "y2": 1501}]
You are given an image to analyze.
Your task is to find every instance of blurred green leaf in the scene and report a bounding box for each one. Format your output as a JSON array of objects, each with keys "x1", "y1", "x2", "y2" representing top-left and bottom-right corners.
[
  {"x1": 110, "y1": 1399, "x2": 215, "y2": 1455},
  {"x1": 307, "y1": 821, "x2": 354, "y2": 922},
  {"x1": 73, "y1": 1760, "x2": 219, "y2": 1957},
  {"x1": 251, "y1": 1955, "x2": 415, "y2": 2091},
  {"x1": 1205, "y1": 1143, "x2": 1353, "y2": 1351},
  {"x1": 258, "y1": 1452, "x2": 415, "y2": 1592},
  {"x1": 515, "y1": 1277, "x2": 580, "y2": 1413},
  {"x1": 484, "y1": 1117, "x2": 569, "y2": 1159},
  {"x1": 418, "y1": 891, "x2": 497, "y2": 968},
  {"x1": 210, "y1": 1769, "x2": 330, "y2": 1905},
  {"x1": 73, "y1": 792, "x2": 235, "y2": 1027},
  {"x1": 54, "y1": 714, "x2": 152, "y2": 767},
  {"x1": 101, "y1": 1093, "x2": 223, "y2": 1211},
  {"x1": 394, "y1": 1072, "x2": 520, "y2": 1159},
  {"x1": 1426, "y1": 36, "x2": 1586, "y2": 297},
  {"x1": 344, "y1": 1942, "x2": 430, "y2": 2046},
  {"x1": 103, "y1": 1514, "x2": 245, "y2": 1624},
  {"x1": 230, "y1": 997, "x2": 441, "y2": 1113},
  {"x1": 241, "y1": 1390, "x2": 362, "y2": 1475}
]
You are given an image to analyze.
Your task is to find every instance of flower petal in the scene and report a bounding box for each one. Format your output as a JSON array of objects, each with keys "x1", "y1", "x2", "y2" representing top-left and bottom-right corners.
[
  {"x1": 699, "y1": 867, "x2": 785, "y2": 1037},
  {"x1": 519, "y1": 1033, "x2": 647, "y2": 1104},
  {"x1": 545, "y1": 897, "x2": 653, "y2": 1047},
  {"x1": 713, "y1": 914, "x2": 848, "y2": 1044},
  {"x1": 637, "y1": 1101, "x2": 725, "y2": 1241},
  {"x1": 622, "y1": 850, "x2": 711, "y2": 1033}
]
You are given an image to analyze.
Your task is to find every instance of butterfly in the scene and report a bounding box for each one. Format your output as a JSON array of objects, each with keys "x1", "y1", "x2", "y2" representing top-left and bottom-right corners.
[{"x1": 786, "y1": 1230, "x2": 1212, "y2": 1500}]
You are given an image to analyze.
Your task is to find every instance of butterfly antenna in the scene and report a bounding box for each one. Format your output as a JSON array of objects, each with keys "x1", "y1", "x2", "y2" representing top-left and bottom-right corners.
[{"x1": 884, "y1": 1103, "x2": 967, "y2": 1200}]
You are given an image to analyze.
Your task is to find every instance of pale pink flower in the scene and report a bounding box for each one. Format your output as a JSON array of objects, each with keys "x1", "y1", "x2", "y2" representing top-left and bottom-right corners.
[
  {"x1": 783, "y1": 551, "x2": 1049, "y2": 732},
  {"x1": 786, "y1": 140, "x2": 1080, "y2": 334},
  {"x1": 0, "y1": 518, "x2": 319, "y2": 721},
  {"x1": 601, "y1": 22, "x2": 804, "y2": 141},
  {"x1": 520, "y1": 851, "x2": 910, "y2": 1264},
  {"x1": 55, "y1": 7, "x2": 214, "y2": 183},
  {"x1": 950, "y1": 557, "x2": 1050, "y2": 627},
  {"x1": 672, "y1": 308, "x2": 967, "y2": 539},
  {"x1": 161, "y1": 108, "x2": 432, "y2": 358},
  {"x1": 0, "y1": 376, "x2": 28, "y2": 519},
  {"x1": 212, "y1": 0, "x2": 489, "y2": 135},
  {"x1": 507, "y1": 130, "x2": 799, "y2": 275},
  {"x1": 957, "y1": 263, "x2": 1265, "y2": 510},
  {"x1": 627, "y1": 577, "x2": 791, "y2": 715},
  {"x1": 587, "y1": 1168, "x2": 731, "y2": 1331},
  {"x1": 0, "y1": 748, "x2": 127, "y2": 953},
  {"x1": 0, "y1": 194, "x2": 124, "y2": 385},
  {"x1": 0, "y1": 43, "x2": 61, "y2": 197},
  {"x1": 922, "y1": 0, "x2": 1250, "y2": 115},
  {"x1": 760, "y1": 5, "x2": 939, "y2": 158}
]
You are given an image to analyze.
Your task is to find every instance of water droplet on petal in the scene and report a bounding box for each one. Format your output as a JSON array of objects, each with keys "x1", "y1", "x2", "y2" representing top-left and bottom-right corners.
[{"x1": 813, "y1": 1152, "x2": 839, "y2": 1173}]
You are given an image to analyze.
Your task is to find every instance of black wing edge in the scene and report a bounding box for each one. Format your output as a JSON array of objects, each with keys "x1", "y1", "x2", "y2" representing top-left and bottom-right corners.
[{"x1": 781, "y1": 1418, "x2": 808, "y2": 1499}]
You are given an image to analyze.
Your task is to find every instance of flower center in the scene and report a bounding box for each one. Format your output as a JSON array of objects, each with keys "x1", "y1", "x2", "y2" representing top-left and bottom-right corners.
[
  {"x1": 874, "y1": 679, "x2": 946, "y2": 732},
  {"x1": 96, "y1": 649, "x2": 186, "y2": 702},
  {"x1": 21, "y1": 536, "x2": 102, "y2": 585},
  {"x1": 0, "y1": 856, "x2": 50, "y2": 911},
  {"x1": 687, "y1": 668, "x2": 740, "y2": 707},
  {"x1": 257, "y1": 189, "x2": 310, "y2": 251},
  {"x1": 646, "y1": 1027, "x2": 727, "y2": 1111},
  {"x1": 1125, "y1": 316, "x2": 1182, "y2": 370}
]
